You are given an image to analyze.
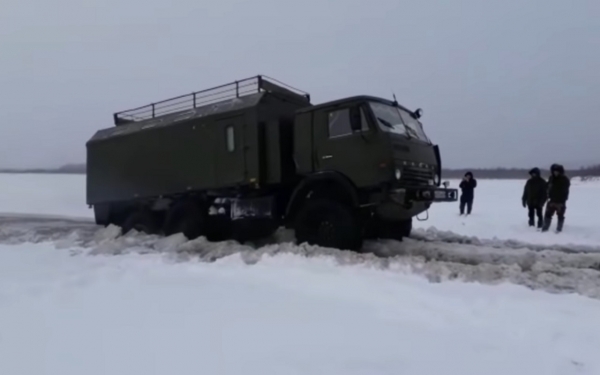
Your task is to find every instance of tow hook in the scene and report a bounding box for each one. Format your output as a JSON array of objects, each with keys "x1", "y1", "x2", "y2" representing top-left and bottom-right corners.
[{"x1": 416, "y1": 209, "x2": 429, "y2": 221}]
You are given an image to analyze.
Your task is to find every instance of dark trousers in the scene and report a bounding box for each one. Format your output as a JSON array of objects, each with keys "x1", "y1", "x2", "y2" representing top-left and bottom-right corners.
[
  {"x1": 527, "y1": 204, "x2": 543, "y2": 227},
  {"x1": 543, "y1": 202, "x2": 566, "y2": 231},
  {"x1": 459, "y1": 196, "x2": 473, "y2": 215}
]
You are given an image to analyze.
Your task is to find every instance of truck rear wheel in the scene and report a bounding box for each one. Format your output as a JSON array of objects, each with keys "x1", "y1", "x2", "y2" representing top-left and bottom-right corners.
[
  {"x1": 163, "y1": 203, "x2": 206, "y2": 240},
  {"x1": 121, "y1": 210, "x2": 160, "y2": 235},
  {"x1": 294, "y1": 199, "x2": 363, "y2": 251}
]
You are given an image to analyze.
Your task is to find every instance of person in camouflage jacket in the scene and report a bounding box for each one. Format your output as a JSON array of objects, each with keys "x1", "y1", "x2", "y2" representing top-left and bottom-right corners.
[
  {"x1": 541, "y1": 164, "x2": 570, "y2": 232},
  {"x1": 522, "y1": 167, "x2": 547, "y2": 228}
]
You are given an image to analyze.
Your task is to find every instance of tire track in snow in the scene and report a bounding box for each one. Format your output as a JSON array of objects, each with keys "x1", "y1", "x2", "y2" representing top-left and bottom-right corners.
[
  {"x1": 411, "y1": 227, "x2": 600, "y2": 254},
  {"x1": 1, "y1": 215, "x2": 600, "y2": 299}
]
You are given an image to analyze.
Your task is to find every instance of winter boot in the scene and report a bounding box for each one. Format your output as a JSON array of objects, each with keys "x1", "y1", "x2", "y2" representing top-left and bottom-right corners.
[
  {"x1": 528, "y1": 219, "x2": 534, "y2": 227},
  {"x1": 556, "y1": 218, "x2": 564, "y2": 232},
  {"x1": 537, "y1": 220, "x2": 543, "y2": 229},
  {"x1": 541, "y1": 217, "x2": 552, "y2": 232}
]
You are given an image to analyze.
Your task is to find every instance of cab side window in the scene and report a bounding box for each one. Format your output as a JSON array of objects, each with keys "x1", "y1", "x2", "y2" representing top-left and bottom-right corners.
[
  {"x1": 328, "y1": 108, "x2": 352, "y2": 138},
  {"x1": 327, "y1": 106, "x2": 369, "y2": 138}
]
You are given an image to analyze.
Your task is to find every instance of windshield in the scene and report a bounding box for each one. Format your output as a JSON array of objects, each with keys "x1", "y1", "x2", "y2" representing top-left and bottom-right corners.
[{"x1": 368, "y1": 101, "x2": 430, "y2": 143}]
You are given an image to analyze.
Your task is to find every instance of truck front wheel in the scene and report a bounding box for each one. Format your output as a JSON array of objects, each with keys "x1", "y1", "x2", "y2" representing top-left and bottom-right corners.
[
  {"x1": 369, "y1": 217, "x2": 412, "y2": 241},
  {"x1": 294, "y1": 199, "x2": 363, "y2": 251},
  {"x1": 399, "y1": 218, "x2": 412, "y2": 238}
]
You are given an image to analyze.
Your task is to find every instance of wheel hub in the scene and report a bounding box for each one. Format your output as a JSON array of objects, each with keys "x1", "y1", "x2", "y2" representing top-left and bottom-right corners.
[{"x1": 318, "y1": 220, "x2": 335, "y2": 242}]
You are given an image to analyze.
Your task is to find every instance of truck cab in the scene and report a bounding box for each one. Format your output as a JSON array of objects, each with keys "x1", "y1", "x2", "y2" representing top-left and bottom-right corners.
[{"x1": 287, "y1": 95, "x2": 457, "y2": 248}]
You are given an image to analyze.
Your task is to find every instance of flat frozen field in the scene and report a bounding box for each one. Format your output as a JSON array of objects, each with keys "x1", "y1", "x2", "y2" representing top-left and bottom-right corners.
[{"x1": 1, "y1": 173, "x2": 599, "y2": 375}]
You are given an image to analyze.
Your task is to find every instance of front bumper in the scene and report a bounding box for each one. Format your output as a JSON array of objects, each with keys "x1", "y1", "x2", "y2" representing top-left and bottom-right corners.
[
  {"x1": 389, "y1": 186, "x2": 458, "y2": 204},
  {"x1": 373, "y1": 185, "x2": 458, "y2": 221}
]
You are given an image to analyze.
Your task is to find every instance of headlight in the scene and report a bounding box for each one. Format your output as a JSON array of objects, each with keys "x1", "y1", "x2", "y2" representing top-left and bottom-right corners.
[
  {"x1": 395, "y1": 168, "x2": 402, "y2": 180},
  {"x1": 433, "y1": 172, "x2": 440, "y2": 185}
]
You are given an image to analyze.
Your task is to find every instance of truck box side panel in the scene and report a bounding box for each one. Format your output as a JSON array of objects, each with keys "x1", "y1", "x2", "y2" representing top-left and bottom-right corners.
[
  {"x1": 87, "y1": 116, "x2": 231, "y2": 204},
  {"x1": 86, "y1": 92, "x2": 302, "y2": 205}
]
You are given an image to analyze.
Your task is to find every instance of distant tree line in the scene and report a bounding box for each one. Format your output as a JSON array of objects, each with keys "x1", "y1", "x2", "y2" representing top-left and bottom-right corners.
[
  {"x1": 1, "y1": 163, "x2": 599, "y2": 179},
  {"x1": 442, "y1": 164, "x2": 600, "y2": 179},
  {"x1": 0, "y1": 163, "x2": 86, "y2": 174}
]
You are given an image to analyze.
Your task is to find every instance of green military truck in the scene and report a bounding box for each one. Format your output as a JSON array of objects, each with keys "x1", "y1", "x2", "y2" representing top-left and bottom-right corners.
[{"x1": 86, "y1": 75, "x2": 457, "y2": 251}]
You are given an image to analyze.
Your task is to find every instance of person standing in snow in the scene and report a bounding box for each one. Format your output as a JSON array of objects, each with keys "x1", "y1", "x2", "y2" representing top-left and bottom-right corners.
[
  {"x1": 521, "y1": 167, "x2": 547, "y2": 228},
  {"x1": 542, "y1": 164, "x2": 570, "y2": 232},
  {"x1": 459, "y1": 171, "x2": 477, "y2": 215}
]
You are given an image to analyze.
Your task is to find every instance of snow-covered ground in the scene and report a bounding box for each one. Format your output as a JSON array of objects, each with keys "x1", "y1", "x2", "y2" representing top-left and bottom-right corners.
[
  {"x1": 416, "y1": 177, "x2": 600, "y2": 248},
  {"x1": 0, "y1": 173, "x2": 91, "y2": 219},
  {"x1": 1, "y1": 173, "x2": 600, "y2": 375}
]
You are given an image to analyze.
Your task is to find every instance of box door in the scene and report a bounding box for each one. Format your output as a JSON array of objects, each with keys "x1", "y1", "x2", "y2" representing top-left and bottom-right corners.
[{"x1": 215, "y1": 115, "x2": 246, "y2": 187}]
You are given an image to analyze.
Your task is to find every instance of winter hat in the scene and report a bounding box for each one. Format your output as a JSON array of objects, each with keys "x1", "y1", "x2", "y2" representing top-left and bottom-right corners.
[
  {"x1": 550, "y1": 164, "x2": 564, "y2": 174},
  {"x1": 529, "y1": 167, "x2": 540, "y2": 176},
  {"x1": 464, "y1": 171, "x2": 473, "y2": 178}
]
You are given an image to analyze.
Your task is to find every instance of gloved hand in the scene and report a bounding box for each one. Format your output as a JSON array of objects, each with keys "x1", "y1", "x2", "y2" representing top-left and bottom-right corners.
[{"x1": 522, "y1": 200, "x2": 526, "y2": 208}]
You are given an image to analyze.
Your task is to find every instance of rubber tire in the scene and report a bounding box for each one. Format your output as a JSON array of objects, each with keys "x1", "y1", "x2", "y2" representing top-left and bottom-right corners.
[
  {"x1": 294, "y1": 199, "x2": 363, "y2": 251},
  {"x1": 399, "y1": 218, "x2": 412, "y2": 238},
  {"x1": 205, "y1": 217, "x2": 233, "y2": 242},
  {"x1": 163, "y1": 203, "x2": 206, "y2": 240},
  {"x1": 232, "y1": 219, "x2": 278, "y2": 244},
  {"x1": 121, "y1": 210, "x2": 160, "y2": 235},
  {"x1": 372, "y1": 218, "x2": 412, "y2": 241}
]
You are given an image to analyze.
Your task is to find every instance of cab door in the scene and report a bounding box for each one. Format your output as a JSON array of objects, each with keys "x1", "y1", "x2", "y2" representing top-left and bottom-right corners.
[{"x1": 312, "y1": 103, "x2": 387, "y2": 188}]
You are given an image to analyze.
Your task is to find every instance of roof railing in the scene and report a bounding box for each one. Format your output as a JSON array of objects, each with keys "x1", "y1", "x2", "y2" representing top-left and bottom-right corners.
[{"x1": 113, "y1": 75, "x2": 310, "y2": 126}]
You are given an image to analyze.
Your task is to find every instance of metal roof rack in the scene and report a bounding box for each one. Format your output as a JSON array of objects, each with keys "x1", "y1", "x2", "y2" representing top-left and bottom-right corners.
[{"x1": 113, "y1": 75, "x2": 310, "y2": 125}]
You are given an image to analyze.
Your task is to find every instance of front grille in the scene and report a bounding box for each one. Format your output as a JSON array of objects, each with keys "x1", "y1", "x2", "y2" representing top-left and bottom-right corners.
[{"x1": 399, "y1": 166, "x2": 433, "y2": 186}]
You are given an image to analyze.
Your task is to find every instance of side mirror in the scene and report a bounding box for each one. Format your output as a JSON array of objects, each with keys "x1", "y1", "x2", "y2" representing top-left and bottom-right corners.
[
  {"x1": 443, "y1": 181, "x2": 449, "y2": 188},
  {"x1": 414, "y1": 108, "x2": 423, "y2": 119}
]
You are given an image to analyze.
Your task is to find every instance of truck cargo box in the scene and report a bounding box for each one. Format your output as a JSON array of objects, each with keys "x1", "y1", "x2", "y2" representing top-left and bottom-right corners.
[{"x1": 86, "y1": 76, "x2": 311, "y2": 205}]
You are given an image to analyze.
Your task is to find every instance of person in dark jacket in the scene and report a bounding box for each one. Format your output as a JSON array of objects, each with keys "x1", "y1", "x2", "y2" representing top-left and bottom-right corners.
[
  {"x1": 542, "y1": 163, "x2": 570, "y2": 232},
  {"x1": 521, "y1": 167, "x2": 547, "y2": 228},
  {"x1": 459, "y1": 171, "x2": 477, "y2": 215}
]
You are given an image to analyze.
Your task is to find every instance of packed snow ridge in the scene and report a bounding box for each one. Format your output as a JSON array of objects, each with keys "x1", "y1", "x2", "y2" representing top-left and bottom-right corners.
[
  {"x1": 1, "y1": 215, "x2": 599, "y2": 300},
  {"x1": 81, "y1": 226, "x2": 600, "y2": 300}
]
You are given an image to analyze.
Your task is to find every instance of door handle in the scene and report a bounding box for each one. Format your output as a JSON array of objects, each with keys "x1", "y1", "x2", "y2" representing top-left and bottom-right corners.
[{"x1": 322, "y1": 155, "x2": 333, "y2": 160}]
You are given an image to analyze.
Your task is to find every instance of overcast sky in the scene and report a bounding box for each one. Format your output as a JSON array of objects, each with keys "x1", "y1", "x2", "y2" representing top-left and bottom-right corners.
[{"x1": 1, "y1": 0, "x2": 598, "y2": 169}]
